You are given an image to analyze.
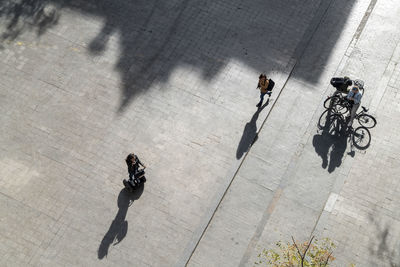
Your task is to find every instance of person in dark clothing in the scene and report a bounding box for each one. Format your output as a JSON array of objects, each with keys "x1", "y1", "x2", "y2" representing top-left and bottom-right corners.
[{"x1": 125, "y1": 153, "x2": 146, "y2": 182}]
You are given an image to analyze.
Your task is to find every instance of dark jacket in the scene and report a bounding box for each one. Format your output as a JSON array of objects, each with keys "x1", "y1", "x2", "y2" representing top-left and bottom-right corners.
[{"x1": 126, "y1": 154, "x2": 143, "y2": 175}]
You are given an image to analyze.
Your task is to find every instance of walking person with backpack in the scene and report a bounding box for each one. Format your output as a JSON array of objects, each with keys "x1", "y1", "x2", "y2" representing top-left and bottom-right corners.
[{"x1": 256, "y1": 74, "x2": 274, "y2": 108}]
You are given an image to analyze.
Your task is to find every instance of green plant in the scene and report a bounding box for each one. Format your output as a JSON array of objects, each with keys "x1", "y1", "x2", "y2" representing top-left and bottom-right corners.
[{"x1": 255, "y1": 236, "x2": 336, "y2": 267}]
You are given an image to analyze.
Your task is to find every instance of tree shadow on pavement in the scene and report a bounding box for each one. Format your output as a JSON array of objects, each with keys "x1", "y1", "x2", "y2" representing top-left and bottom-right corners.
[
  {"x1": 0, "y1": 0, "x2": 60, "y2": 40},
  {"x1": 0, "y1": 0, "x2": 356, "y2": 112},
  {"x1": 236, "y1": 99, "x2": 269, "y2": 159},
  {"x1": 368, "y1": 214, "x2": 400, "y2": 266},
  {"x1": 98, "y1": 186, "x2": 144, "y2": 259},
  {"x1": 312, "y1": 117, "x2": 347, "y2": 173}
]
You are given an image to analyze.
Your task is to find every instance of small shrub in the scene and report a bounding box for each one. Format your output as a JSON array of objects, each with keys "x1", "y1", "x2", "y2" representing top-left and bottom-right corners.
[{"x1": 255, "y1": 236, "x2": 336, "y2": 267}]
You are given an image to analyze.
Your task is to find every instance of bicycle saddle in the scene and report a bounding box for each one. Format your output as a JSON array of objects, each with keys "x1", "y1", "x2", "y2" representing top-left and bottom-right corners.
[{"x1": 362, "y1": 106, "x2": 368, "y2": 112}]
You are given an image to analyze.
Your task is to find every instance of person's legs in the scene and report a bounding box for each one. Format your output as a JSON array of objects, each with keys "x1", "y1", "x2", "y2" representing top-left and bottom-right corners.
[
  {"x1": 257, "y1": 93, "x2": 266, "y2": 107},
  {"x1": 348, "y1": 103, "x2": 359, "y2": 127}
]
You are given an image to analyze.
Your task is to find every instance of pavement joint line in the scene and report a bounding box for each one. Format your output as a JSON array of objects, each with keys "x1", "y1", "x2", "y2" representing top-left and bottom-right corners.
[
  {"x1": 0, "y1": 190, "x2": 61, "y2": 225},
  {"x1": 346, "y1": 0, "x2": 378, "y2": 53},
  {"x1": 239, "y1": 0, "x2": 383, "y2": 262},
  {"x1": 370, "y1": 39, "x2": 400, "y2": 113},
  {"x1": 246, "y1": 181, "x2": 276, "y2": 193},
  {"x1": 291, "y1": 0, "x2": 335, "y2": 61},
  {"x1": 174, "y1": 85, "x2": 239, "y2": 113},
  {"x1": 181, "y1": 0, "x2": 344, "y2": 264},
  {"x1": 2, "y1": 0, "x2": 398, "y2": 265},
  {"x1": 181, "y1": 60, "x2": 298, "y2": 267},
  {"x1": 239, "y1": 0, "x2": 360, "y2": 264},
  {"x1": 308, "y1": 0, "x2": 386, "y2": 242}
]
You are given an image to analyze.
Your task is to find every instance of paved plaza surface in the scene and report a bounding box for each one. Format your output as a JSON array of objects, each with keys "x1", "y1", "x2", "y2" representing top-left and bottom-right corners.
[{"x1": 0, "y1": 0, "x2": 400, "y2": 266}]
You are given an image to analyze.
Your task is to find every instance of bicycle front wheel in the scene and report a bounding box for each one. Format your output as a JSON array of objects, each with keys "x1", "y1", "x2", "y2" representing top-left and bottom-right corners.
[
  {"x1": 357, "y1": 114, "x2": 376, "y2": 128},
  {"x1": 352, "y1": 126, "x2": 371, "y2": 149}
]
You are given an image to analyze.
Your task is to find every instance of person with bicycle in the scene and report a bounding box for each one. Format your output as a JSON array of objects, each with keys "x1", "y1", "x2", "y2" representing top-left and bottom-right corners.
[
  {"x1": 346, "y1": 85, "x2": 362, "y2": 127},
  {"x1": 126, "y1": 153, "x2": 146, "y2": 183}
]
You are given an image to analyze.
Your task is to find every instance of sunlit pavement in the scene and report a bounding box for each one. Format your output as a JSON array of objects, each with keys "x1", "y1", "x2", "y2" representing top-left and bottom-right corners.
[{"x1": 1, "y1": 0, "x2": 400, "y2": 266}]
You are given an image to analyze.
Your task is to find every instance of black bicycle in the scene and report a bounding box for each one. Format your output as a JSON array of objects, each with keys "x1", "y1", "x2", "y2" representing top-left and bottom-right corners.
[
  {"x1": 323, "y1": 97, "x2": 376, "y2": 128},
  {"x1": 339, "y1": 103, "x2": 375, "y2": 129},
  {"x1": 318, "y1": 111, "x2": 371, "y2": 149},
  {"x1": 324, "y1": 78, "x2": 366, "y2": 112},
  {"x1": 352, "y1": 106, "x2": 376, "y2": 128},
  {"x1": 351, "y1": 125, "x2": 371, "y2": 149},
  {"x1": 323, "y1": 94, "x2": 349, "y2": 114}
]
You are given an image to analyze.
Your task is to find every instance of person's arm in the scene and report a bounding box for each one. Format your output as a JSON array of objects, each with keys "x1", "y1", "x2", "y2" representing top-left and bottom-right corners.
[
  {"x1": 347, "y1": 91, "x2": 354, "y2": 100},
  {"x1": 137, "y1": 157, "x2": 146, "y2": 168}
]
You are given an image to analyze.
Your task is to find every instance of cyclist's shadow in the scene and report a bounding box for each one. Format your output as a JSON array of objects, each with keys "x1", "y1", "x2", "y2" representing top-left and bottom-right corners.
[
  {"x1": 312, "y1": 118, "x2": 347, "y2": 173},
  {"x1": 97, "y1": 186, "x2": 144, "y2": 259},
  {"x1": 236, "y1": 99, "x2": 269, "y2": 159}
]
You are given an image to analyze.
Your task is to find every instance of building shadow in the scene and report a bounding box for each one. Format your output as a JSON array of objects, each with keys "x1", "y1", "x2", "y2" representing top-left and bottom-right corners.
[
  {"x1": 312, "y1": 114, "x2": 347, "y2": 173},
  {"x1": 97, "y1": 186, "x2": 144, "y2": 259},
  {"x1": 0, "y1": 0, "x2": 356, "y2": 112},
  {"x1": 236, "y1": 99, "x2": 269, "y2": 159}
]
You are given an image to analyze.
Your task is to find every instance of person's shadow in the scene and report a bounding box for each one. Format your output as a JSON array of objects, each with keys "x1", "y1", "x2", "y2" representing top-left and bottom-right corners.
[
  {"x1": 312, "y1": 114, "x2": 348, "y2": 173},
  {"x1": 97, "y1": 186, "x2": 144, "y2": 259},
  {"x1": 236, "y1": 99, "x2": 269, "y2": 159}
]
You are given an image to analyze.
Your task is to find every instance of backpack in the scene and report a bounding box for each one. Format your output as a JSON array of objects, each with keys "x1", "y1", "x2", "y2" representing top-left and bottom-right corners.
[
  {"x1": 330, "y1": 77, "x2": 344, "y2": 87},
  {"x1": 330, "y1": 77, "x2": 352, "y2": 93},
  {"x1": 267, "y1": 79, "x2": 275, "y2": 91}
]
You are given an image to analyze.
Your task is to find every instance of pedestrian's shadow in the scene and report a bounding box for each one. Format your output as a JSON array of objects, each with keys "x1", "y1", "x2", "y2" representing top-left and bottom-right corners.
[
  {"x1": 312, "y1": 115, "x2": 347, "y2": 173},
  {"x1": 97, "y1": 186, "x2": 144, "y2": 259},
  {"x1": 236, "y1": 99, "x2": 269, "y2": 159}
]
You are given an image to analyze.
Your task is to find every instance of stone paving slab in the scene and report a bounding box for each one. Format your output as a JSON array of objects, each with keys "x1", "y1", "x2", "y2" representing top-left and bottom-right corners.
[
  {"x1": 187, "y1": 0, "x2": 400, "y2": 266},
  {"x1": 0, "y1": 0, "x2": 356, "y2": 266},
  {"x1": 312, "y1": 0, "x2": 400, "y2": 266},
  {"x1": 1, "y1": 0, "x2": 400, "y2": 266}
]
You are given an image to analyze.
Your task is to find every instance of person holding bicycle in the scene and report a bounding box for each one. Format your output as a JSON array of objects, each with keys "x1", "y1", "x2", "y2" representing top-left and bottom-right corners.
[{"x1": 346, "y1": 85, "x2": 362, "y2": 127}]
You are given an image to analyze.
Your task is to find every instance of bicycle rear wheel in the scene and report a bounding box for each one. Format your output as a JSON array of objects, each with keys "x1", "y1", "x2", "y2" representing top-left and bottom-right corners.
[
  {"x1": 331, "y1": 102, "x2": 349, "y2": 114},
  {"x1": 357, "y1": 114, "x2": 376, "y2": 128},
  {"x1": 352, "y1": 126, "x2": 371, "y2": 149},
  {"x1": 323, "y1": 95, "x2": 340, "y2": 109},
  {"x1": 318, "y1": 109, "x2": 335, "y2": 129}
]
